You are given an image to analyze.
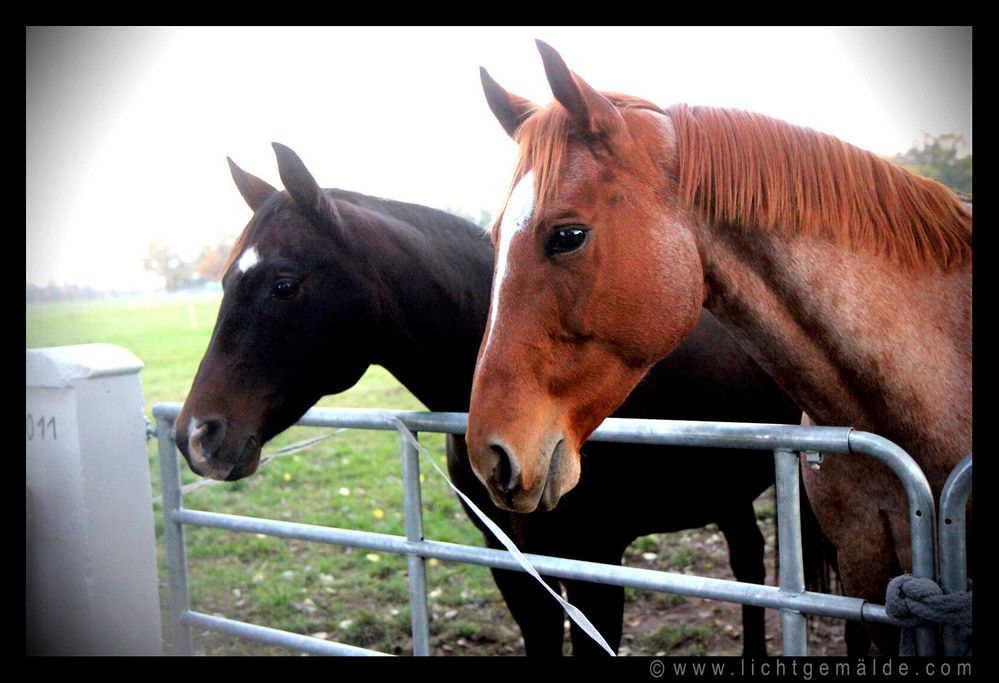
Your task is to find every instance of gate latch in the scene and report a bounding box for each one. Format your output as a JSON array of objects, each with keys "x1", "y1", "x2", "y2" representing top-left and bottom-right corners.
[{"x1": 804, "y1": 451, "x2": 823, "y2": 471}]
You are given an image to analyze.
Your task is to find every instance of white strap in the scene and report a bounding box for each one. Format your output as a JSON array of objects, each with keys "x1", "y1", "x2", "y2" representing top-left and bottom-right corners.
[{"x1": 384, "y1": 413, "x2": 616, "y2": 656}]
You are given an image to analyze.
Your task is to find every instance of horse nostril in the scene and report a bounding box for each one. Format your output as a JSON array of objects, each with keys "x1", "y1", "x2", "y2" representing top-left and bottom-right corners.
[
  {"x1": 189, "y1": 418, "x2": 226, "y2": 461},
  {"x1": 488, "y1": 442, "x2": 521, "y2": 495}
]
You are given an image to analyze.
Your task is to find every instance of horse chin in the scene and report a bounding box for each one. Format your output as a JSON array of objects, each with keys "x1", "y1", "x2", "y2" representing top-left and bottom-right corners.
[
  {"x1": 537, "y1": 479, "x2": 562, "y2": 512},
  {"x1": 224, "y1": 436, "x2": 262, "y2": 480},
  {"x1": 190, "y1": 435, "x2": 261, "y2": 482},
  {"x1": 500, "y1": 441, "x2": 580, "y2": 513},
  {"x1": 225, "y1": 436, "x2": 261, "y2": 481},
  {"x1": 538, "y1": 440, "x2": 580, "y2": 511},
  {"x1": 487, "y1": 477, "x2": 550, "y2": 514}
]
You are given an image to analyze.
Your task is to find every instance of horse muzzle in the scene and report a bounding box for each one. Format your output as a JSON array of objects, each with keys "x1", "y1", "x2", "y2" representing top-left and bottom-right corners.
[
  {"x1": 177, "y1": 415, "x2": 262, "y2": 481},
  {"x1": 469, "y1": 433, "x2": 579, "y2": 513}
]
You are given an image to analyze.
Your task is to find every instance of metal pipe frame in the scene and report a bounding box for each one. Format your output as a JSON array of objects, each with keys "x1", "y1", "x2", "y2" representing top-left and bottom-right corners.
[
  {"x1": 152, "y1": 403, "x2": 940, "y2": 656},
  {"x1": 156, "y1": 414, "x2": 192, "y2": 656},
  {"x1": 182, "y1": 611, "x2": 390, "y2": 656},
  {"x1": 939, "y1": 454, "x2": 972, "y2": 657},
  {"x1": 775, "y1": 449, "x2": 807, "y2": 655},
  {"x1": 846, "y1": 432, "x2": 938, "y2": 655},
  {"x1": 170, "y1": 507, "x2": 896, "y2": 624},
  {"x1": 399, "y1": 430, "x2": 431, "y2": 656}
]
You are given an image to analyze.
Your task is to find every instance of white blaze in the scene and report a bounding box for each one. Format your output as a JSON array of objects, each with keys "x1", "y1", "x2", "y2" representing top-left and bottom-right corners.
[
  {"x1": 485, "y1": 171, "x2": 535, "y2": 352},
  {"x1": 237, "y1": 245, "x2": 260, "y2": 273}
]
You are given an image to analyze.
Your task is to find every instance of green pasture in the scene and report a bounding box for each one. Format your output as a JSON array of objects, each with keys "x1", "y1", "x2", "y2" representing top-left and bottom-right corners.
[
  {"x1": 27, "y1": 295, "x2": 793, "y2": 656},
  {"x1": 26, "y1": 294, "x2": 513, "y2": 655}
]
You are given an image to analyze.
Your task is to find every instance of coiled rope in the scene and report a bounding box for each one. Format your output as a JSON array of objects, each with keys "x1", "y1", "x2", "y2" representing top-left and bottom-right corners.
[{"x1": 885, "y1": 574, "x2": 972, "y2": 656}]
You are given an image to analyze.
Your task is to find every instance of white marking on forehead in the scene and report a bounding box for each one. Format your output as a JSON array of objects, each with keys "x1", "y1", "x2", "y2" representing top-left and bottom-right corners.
[
  {"x1": 485, "y1": 171, "x2": 535, "y2": 352},
  {"x1": 237, "y1": 245, "x2": 260, "y2": 274}
]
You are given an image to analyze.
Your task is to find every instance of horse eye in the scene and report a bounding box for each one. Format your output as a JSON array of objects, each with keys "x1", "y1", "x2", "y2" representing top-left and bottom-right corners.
[
  {"x1": 544, "y1": 226, "x2": 589, "y2": 256},
  {"x1": 272, "y1": 278, "x2": 300, "y2": 300}
]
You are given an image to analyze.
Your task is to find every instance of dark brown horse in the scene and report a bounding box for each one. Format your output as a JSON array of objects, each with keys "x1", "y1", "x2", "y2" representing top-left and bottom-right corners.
[
  {"x1": 467, "y1": 41, "x2": 971, "y2": 655},
  {"x1": 176, "y1": 143, "x2": 817, "y2": 656}
]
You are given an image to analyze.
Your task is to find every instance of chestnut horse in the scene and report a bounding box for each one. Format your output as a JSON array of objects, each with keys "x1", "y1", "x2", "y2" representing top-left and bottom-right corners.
[
  {"x1": 467, "y1": 41, "x2": 971, "y2": 655},
  {"x1": 174, "y1": 143, "x2": 823, "y2": 656}
]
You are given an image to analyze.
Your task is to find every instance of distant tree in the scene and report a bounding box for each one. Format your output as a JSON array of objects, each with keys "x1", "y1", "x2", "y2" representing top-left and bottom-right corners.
[
  {"x1": 440, "y1": 205, "x2": 494, "y2": 229},
  {"x1": 143, "y1": 240, "x2": 197, "y2": 292},
  {"x1": 893, "y1": 133, "x2": 972, "y2": 194},
  {"x1": 478, "y1": 208, "x2": 495, "y2": 229},
  {"x1": 26, "y1": 282, "x2": 101, "y2": 303},
  {"x1": 195, "y1": 239, "x2": 234, "y2": 281}
]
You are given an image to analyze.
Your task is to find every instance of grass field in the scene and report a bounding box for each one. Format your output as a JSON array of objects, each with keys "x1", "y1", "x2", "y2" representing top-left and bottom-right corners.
[
  {"x1": 27, "y1": 293, "x2": 511, "y2": 655},
  {"x1": 26, "y1": 295, "x2": 846, "y2": 656}
]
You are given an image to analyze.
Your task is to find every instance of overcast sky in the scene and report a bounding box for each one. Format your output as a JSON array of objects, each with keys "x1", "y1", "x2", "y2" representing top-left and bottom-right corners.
[{"x1": 26, "y1": 26, "x2": 972, "y2": 291}]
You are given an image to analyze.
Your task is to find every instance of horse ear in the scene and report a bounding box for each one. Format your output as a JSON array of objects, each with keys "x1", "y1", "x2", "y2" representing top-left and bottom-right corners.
[
  {"x1": 535, "y1": 39, "x2": 624, "y2": 138},
  {"x1": 272, "y1": 142, "x2": 341, "y2": 226},
  {"x1": 227, "y1": 157, "x2": 278, "y2": 211},
  {"x1": 480, "y1": 67, "x2": 536, "y2": 139}
]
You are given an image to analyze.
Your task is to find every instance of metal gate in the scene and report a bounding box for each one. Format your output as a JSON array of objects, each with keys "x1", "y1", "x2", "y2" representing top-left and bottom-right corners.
[{"x1": 154, "y1": 404, "x2": 966, "y2": 656}]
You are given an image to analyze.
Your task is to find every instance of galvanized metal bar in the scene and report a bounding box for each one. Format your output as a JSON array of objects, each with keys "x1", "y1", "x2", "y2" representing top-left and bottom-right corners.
[
  {"x1": 939, "y1": 454, "x2": 972, "y2": 657},
  {"x1": 151, "y1": 403, "x2": 854, "y2": 452},
  {"x1": 940, "y1": 454, "x2": 972, "y2": 593},
  {"x1": 862, "y1": 603, "x2": 891, "y2": 624},
  {"x1": 775, "y1": 449, "x2": 807, "y2": 656},
  {"x1": 155, "y1": 415, "x2": 193, "y2": 656},
  {"x1": 172, "y1": 507, "x2": 896, "y2": 624},
  {"x1": 590, "y1": 418, "x2": 854, "y2": 453},
  {"x1": 153, "y1": 403, "x2": 183, "y2": 420},
  {"x1": 182, "y1": 611, "x2": 391, "y2": 656},
  {"x1": 399, "y1": 430, "x2": 431, "y2": 656},
  {"x1": 847, "y1": 431, "x2": 938, "y2": 656},
  {"x1": 153, "y1": 403, "x2": 468, "y2": 436},
  {"x1": 153, "y1": 403, "x2": 943, "y2": 655}
]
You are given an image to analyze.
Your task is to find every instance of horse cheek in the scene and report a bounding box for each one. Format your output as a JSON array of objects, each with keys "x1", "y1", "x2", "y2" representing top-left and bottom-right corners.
[{"x1": 615, "y1": 228, "x2": 703, "y2": 368}]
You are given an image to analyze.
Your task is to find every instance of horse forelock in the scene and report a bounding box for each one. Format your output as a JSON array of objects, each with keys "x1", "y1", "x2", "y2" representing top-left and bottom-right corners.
[
  {"x1": 221, "y1": 192, "x2": 292, "y2": 278},
  {"x1": 666, "y1": 103, "x2": 972, "y2": 272},
  {"x1": 502, "y1": 92, "x2": 664, "y2": 229}
]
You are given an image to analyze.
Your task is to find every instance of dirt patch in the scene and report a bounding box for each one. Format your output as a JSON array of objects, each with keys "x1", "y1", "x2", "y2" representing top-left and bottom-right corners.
[
  {"x1": 420, "y1": 512, "x2": 848, "y2": 656},
  {"x1": 615, "y1": 516, "x2": 847, "y2": 657}
]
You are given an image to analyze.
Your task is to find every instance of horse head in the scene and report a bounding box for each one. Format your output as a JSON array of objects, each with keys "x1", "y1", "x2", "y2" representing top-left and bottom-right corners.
[
  {"x1": 467, "y1": 42, "x2": 704, "y2": 512},
  {"x1": 175, "y1": 144, "x2": 378, "y2": 480}
]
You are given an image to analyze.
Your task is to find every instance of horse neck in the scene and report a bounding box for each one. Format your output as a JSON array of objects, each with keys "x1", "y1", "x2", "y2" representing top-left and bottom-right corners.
[
  {"x1": 343, "y1": 203, "x2": 493, "y2": 412},
  {"x1": 694, "y1": 224, "x2": 971, "y2": 485}
]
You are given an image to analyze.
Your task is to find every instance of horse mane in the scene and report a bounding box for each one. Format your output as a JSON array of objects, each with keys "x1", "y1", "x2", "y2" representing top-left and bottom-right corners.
[
  {"x1": 220, "y1": 192, "x2": 288, "y2": 277},
  {"x1": 221, "y1": 189, "x2": 490, "y2": 280},
  {"x1": 508, "y1": 94, "x2": 971, "y2": 271},
  {"x1": 221, "y1": 230, "x2": 249, "y2": 277},
  {"x1": 667, "y1": 103, "x2": 972, "y2": 271}
]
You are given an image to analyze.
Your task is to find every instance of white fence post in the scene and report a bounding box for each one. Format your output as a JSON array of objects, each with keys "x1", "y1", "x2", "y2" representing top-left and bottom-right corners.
[{"x1": 26, "y1": 344, "x2": 163, "y2": 655}]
